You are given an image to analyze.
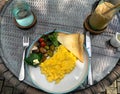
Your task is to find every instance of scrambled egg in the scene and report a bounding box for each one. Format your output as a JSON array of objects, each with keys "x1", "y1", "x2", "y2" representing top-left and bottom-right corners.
[{"x1": 40, "y1": 45, "x2": 77, "y2": 84}]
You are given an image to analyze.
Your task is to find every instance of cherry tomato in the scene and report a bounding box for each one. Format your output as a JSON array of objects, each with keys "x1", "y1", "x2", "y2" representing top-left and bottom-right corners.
[
  {"x1": 39, "y1": 38, "x2": 44, "y2": 43},
  {"x1": 40, "y1": 42, "x2": 46, "y2": 47}
]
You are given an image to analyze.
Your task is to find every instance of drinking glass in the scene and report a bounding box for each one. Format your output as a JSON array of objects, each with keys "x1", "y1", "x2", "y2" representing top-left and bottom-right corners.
[
  {"x1": 88, "y1": 0, "x2": 120, "y2": 31},
  {"x1": 11, "y1": 0, "x2": 35, "y2": 28}
]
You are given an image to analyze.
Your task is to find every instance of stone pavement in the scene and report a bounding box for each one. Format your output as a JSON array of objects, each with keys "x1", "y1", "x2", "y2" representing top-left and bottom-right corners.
[
  {"x1": 0, "y1": 76, "x2": 23, "y2": 94},
  {"x1": 0, "y1": 74, "x2": 120, "y2": 94}
]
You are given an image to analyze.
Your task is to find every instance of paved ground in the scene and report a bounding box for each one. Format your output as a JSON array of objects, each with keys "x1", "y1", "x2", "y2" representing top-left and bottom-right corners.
[
  {"x1": 0, "y1": 75, "x2": 120, "y2": 94},
  {"x1": 0, "y1": 76, "x2": 22, "y2": 94}
]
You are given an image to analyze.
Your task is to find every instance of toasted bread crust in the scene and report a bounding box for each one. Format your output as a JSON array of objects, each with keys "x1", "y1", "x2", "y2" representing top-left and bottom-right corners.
[{"x1": 57, "y1": 32, "x2": 84, "y2": 63}]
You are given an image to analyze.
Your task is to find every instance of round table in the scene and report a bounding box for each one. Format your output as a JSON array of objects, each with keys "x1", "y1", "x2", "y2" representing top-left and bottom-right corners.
[{"x1": 0, "y1": 0, "x2": 120, "y2": 94}]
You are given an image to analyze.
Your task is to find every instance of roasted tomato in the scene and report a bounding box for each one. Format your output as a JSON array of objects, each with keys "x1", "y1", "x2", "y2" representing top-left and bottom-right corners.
[
  {"x1": 40, "y1": 41, "x2": 46, "y2": 47},
  {"x1": 39, "y1": 38, "x2": 44, "y2": 43}
]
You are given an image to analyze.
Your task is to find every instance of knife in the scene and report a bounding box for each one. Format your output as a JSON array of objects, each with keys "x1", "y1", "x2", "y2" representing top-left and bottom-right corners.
[{"x1": 85, "y1": 31, "x2": 93, "y2": 85}]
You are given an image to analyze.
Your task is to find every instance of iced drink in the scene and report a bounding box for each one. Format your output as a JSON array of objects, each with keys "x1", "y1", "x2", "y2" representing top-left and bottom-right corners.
[{"x1": 89, "y1": 2, "x2": 116, "y2": 30}]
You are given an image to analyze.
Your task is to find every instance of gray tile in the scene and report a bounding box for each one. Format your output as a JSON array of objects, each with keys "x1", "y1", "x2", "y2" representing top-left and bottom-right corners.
[
  {"x1": 1, "y1": 86, "x2": 13, "y2": 94},
  {"x1": 4, "y1": 80, "x2": 13, "y2": 87},
  {"x1": 13, "y1": 88, "x2": 23, "y2": 94},
  {"x1": 0, "y1": 80, "x2": 3, "y2": 92}
]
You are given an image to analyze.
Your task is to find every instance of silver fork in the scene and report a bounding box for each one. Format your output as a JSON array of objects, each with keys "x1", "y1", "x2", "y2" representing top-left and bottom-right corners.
[{"x1": 19, "y1": 36, "x2": 29, "y2": 81}]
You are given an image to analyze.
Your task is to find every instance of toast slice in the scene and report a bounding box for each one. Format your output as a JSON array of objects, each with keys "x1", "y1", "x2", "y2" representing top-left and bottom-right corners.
[
  {"x1": 57, "y1": 33, "x2": 84, "y2": 63},
  {"x1": 78, "y1": 34, "x2": 84, "y2": 63},
  {"x1": 58, "y1": 32, "x2": 68, "y2": 36}
]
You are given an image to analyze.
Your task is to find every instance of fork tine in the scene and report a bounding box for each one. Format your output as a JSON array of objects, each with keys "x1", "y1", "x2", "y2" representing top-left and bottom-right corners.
[
  {"x1": 23, "y1": 36, "x2": 25, "y2": 45},
  {"x1": 24, "y1": 36, "x2": 27, "y2": 42},
  {"x1": 23, "y1": 36, "x2": 29, "y2": 42},
  {"x1": 27, "y1": 37, "x2": 29, "y2": 43},
  {"x1": 27, "y1": 37, "x2": 29, "y2": 45},
  {"x1": 23, "y1": 36, "x2": 29, "y2": 46},
  {"x1": 23, "y1": 36, "x2": 24, "y2": 41}
]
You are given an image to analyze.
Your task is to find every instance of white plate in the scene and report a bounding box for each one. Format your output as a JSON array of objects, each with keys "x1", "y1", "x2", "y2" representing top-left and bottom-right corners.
[{"x1": 26, "y1": 30, "x2": 89, "y2": 94}]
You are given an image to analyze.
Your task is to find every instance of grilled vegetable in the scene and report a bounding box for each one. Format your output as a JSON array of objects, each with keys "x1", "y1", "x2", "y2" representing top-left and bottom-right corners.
[
  {"x1": 25, "y1": 29, "x2": 60, "y2": 66},
  {"x1": 48, "y1": 32, "x2": 59, "y2": 47}
]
